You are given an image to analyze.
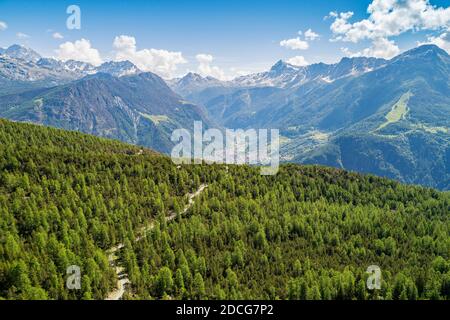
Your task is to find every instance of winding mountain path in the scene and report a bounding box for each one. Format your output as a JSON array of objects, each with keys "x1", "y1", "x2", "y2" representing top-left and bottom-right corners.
[{"x1": 105, "y1": 184, "x2": 208, "y2": 300}]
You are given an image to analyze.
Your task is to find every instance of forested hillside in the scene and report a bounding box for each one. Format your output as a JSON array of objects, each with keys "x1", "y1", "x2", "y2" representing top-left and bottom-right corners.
[
  {"x1": 0, "y1": 119, "x2": 204, "y2": 299},
  {"x1": 0, "y1": 119, "x2": 448, "y2": 300}
]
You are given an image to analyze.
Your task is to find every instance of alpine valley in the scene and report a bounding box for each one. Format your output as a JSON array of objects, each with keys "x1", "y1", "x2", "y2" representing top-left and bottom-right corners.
[
  {"x1": 0, "y1": 44, "x2": 449, "y2": 189},
  {"x1": 169, "y1": 45, "x2": 450, "y2": 190}
]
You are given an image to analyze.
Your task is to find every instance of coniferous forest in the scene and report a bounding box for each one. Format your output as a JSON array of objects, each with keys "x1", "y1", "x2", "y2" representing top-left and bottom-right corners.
[{"x1": 0, "y1": 119, "x2": 449, "y2": 300}]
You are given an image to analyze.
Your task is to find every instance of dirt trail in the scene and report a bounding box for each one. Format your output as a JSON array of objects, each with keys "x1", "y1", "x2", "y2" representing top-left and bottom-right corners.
[{"x1": 105, "y1": 184, "x2": 208, "y2": 300}]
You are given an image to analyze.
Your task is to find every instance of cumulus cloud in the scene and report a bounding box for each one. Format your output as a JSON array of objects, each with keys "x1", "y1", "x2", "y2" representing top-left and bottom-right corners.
[
  {"x1": 341, "y1": 37, "x2": 400, "y2": 59},
  {"x1": 423, "y1": 28, "x2": 450, "y2": 53},
  {"x1": 0, "y1": 21, "x2": 7, "y2": 31},
  {"x1": 280, "y1": 37, "x2": 309, "y2": 50},
  {"x1": 287, "y1": 56, "x2": 309, "y2": 66},
  {"x1": 16, "y1": 32, "x2": 29, "y2": 39},
  {"x1": 229, "y1": 67, "x2": 252, "y2": 77},
  {"x1": 56, "y1": 38, "x2": 103, "y2": 66},
  {"x1": 113, "y1": 35, "x2": 186, "y2": 78},
  {"x1": 52, "y1": 32, "x2": 64, "y2": 39},
  {"x1": 330, "y1": 1, "x2": 450, "y2": 43},
  {"x1": 281, "y1": 28, "x2": 319, "y2": 51},
  {"x1": 329, "y1": 0, "x2": 450, "y2": 58},
  {"x1": 329, "y1": 11, "x2": 357, "y2": 42},
  {"x1": 195, "y1": 53, "x2": 227, "y2": 80},
  {"x1": 304, "y1": 29, "x2": 320, "y2": 41},
  {"x1": 340, "y1": 47, "x2": 354, "y2": 57}
]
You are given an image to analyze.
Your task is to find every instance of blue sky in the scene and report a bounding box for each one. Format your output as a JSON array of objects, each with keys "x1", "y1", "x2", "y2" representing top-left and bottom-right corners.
[{"x1": 0, "y1": 0, "x2": 449, "y2": 79}]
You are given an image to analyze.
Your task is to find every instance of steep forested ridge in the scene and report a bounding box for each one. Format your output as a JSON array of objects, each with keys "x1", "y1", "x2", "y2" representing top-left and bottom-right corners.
[
  {"x1": 0, "y1": 119, "x2": 448, "y2": 300},
  {"x1": 0, "y1": 119, "x2": 204, "y2": 299}
]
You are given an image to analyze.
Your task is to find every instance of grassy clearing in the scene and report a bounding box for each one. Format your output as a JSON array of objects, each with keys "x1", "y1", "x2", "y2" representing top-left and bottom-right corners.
[
  {"x1": 33, "y1": 98, "x2": 44, "y2": 109},
  {"x1": 376, "y1": 91, "x2": 412, "y2": 131},
  {"x1": 139, "y1": 112, "x2": 170, "y2": 125}
]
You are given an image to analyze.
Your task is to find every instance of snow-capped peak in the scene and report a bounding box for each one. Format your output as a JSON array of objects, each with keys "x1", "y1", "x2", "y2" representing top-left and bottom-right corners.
[
  {"x1": 270, "y1": 60, "x2": 301, "y2": 73},
  {"x1": 96, "y1": 60, "x2": 141, "y2": 77},
  {"x1": 3, "y1": 44, "x2": 42, "y2": 62}
]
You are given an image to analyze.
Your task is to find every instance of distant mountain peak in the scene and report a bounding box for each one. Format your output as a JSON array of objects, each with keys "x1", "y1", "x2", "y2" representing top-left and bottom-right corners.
[
  {"x1": 3, "y1": 44, "x2": 42, "y2": 62},
  {"x1": 270, "y1": 60, "x2": 300, "y2": 73},
  {"x1": 271, "y1": 60, "x2": 286, "y2": 69},
  {"x1": 409, "y1": 44, "x2": 446, "y2": 54},
  {"x1": 177, "y1": 72, "x2": 219, "y2": 85},
  {"x1": 397, "y1": 44, "x2": 448, "y2": 59},
  {"x1": 180, "y1": 72, "x2": 219, "y2": 82},
  {"x1": 183, "y1": 72, "x2": 204, "y2": 80},
  {"x1": 97, "y1": 60, "x2": 141, "y2": 77},
  {"x1": 169, "y1": 72, "x2": 225, "y2": 97},
  {"x1": 391, "y1": 44, "x2": 450, "y2": 66},
  {"x1": 332, "y1": 56, "x2": 387, "y2": 76},
  {"x1": 63, "y1": 59, "x2": 96, "y2": 73}
]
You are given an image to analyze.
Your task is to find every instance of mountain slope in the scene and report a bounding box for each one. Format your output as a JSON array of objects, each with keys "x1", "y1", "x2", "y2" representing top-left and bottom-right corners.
[
  {"x1": 170, "y1": 57, "x2": 386, "y2": 113},
  {"x1": 186, "y1": 56, "x2": 387, "y2": 130},
  {"x1": 0, "y1": 118, "x2": 194, "y2": 299},
  {"x1": 176, "y1": 45, "x2": 449, "y2": 189},
  {"x1": 0, "y1": 72, "x2": 210, "y2": 153},
  {"x1": 292, "y1": 45, "x2": 450, "y2": 189},
  {"x1": 0, "y1": 119, "x2": 449, "y2": 300}
]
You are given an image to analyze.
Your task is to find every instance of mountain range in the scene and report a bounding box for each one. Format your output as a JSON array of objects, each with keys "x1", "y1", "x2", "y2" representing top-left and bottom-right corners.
[
  {"x1": 0, "y1": 44, "x2": 449, "y2": 189},
  {"x1": 169, "y1": 45, "x2": 450, "y2": 190},
  {"x1": 0, "y1": 45, "x2": 209, "y2": 153},
  {"x1": 169, "y1": 55, "x2": 387, "y2": 101},
  {"x1": 0, "y1": 44, "x2": 142, "y2": 95}
]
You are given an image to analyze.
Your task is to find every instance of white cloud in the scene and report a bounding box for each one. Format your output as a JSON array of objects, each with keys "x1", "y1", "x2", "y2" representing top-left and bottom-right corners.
[
  {"x1": 281, "y1": 29, "x2": 318, "y2": 51},
  {"x1": 113, "y1": 35, "x2": 186, "y2": 78},
  {"x1": 330, "y1": 1, "x2": 450, "y2": 43},
  {"x1": 304, "y1": 29, "x2": 320, "y2": 41},
  {"x1": 0, "y1": 21, "x2": 7, "y2": 31},
  {"x1": 16, "y1": 32, "x2": 29, "y2": 39},
  {"x1": 229, "y1": 67, "x2": 252, "y2": 77},
  {"x1": 341, "y1": 47, "x2": 354, "y2": 57},
  {"x1": 195, "y1": 53, "x2": 227, "y2": 80},
  {"x1": 286, "y1": 55, "x2": 309, "y2": 66},
  {"x1": 326, "y1": 12, "x2": 339, "y2": 19},
  {"x1": 56, "y1": 38, "x2": 103, "y2": 66},
  {"x1": 280, "y1": 37, "x2": 309, "y2": 50},
  {"x1": 341, "y1": 37, "x2": 400, "y2": 59},
  {"x1": 329, "y1": 11, "x2": 355, "y2": 41},
  {"x1": 329, "y1": 0, "x2": 450, "y2": 59},
  {"x1": 423, "y1": 28, "x2": 450, "y2": 53},
  {"x1": 52, "y1": 32, "x2": 64, "y2": 39}
]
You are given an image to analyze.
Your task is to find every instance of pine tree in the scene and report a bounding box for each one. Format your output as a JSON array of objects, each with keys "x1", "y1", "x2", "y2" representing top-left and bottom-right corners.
[{"x1": 193, "y1": 273, "x2": 205, "y2": 299}]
